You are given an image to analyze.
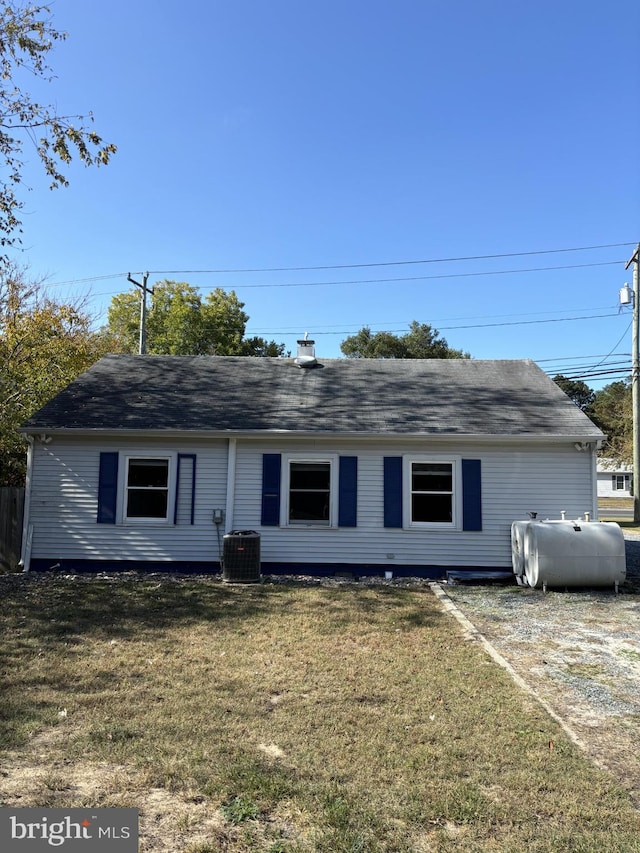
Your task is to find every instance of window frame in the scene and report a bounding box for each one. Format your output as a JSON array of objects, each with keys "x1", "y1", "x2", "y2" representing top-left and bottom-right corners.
[
  {"x1": 122, "y1": 454, "x2": 175, "y2": 525},
  {"x1": 403, "y1": 455, "x2": 462, "y2": 530},
  {"x1": 613, "y1": 474, "x2": 630, "y2": 491},
  {"x1": 281, "y1": 453, "x2": 338, "y2": 528}
]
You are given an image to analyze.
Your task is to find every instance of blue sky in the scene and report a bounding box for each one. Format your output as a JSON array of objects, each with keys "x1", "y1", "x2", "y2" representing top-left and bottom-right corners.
[{"x1": 11, "y1": 0, "x2": 640, "y2": 387}]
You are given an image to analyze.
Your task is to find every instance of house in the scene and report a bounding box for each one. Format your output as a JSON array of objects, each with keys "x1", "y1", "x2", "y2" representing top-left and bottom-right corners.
[
  {"x1": 18, "y1": 349, "x2": 604, "y2": 578},
  {"x1": 597, "y1": 458, "x2": 633, "y2": 498}
]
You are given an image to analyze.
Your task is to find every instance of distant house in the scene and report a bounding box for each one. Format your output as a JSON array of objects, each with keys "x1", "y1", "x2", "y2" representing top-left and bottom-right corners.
[
  {"x1": 18, "y1": 348, "x2": 604, "y2": 578},
  {"x1": 597, "y1": 458, "x2": 633, "y2": 498}
]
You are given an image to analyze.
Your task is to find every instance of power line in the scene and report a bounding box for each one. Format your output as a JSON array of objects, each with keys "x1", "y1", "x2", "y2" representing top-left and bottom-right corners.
[
  {"x1": 549, "y1": 366, "x2": 631, "y2": 382},
  {"x1": 248, "y1": 312, "x2": 622, "y2": 335},
  {"x1": 547, "y1": 359, "x2": 631, "y2": 375},
  {"x1": 195, "y1": 261, "x2": 623, "y2": 291},
  {"x1": 536, "y1": 353, "x2": 632, "y2": 363},
  {"x1": 78, "y1": 261, "x2": 624, "y2": 304},
  {"x1": 43, "y1": 241, "x2": 633, "y2": 288},
  {"x1": 589, "y1": 320, "x2": 633, "y2": 371},
  {"x1": 45, "y1": 272, "x2": 130, "y2": 287},
  {"x1": 144, "y1": 242, "x2": 634, "y2": 275}
]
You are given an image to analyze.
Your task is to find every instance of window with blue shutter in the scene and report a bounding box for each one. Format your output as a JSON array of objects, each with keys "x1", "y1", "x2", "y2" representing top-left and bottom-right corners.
[
  {"x1": 385, "y1": 455, "x2": 482, "y2": 531},
  {"x1": 97, "y1": 452, "x2": 119, "y2": 524}
]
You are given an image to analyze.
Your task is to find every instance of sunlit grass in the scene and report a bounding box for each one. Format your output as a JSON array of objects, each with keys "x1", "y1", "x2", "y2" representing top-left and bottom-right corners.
[{"x1": 1, "y1": 575, "x2": 640, "y2": 852}]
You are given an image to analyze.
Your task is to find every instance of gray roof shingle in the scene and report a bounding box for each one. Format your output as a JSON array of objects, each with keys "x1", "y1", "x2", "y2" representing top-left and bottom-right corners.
[{"x1": 20, "y1": 354, "x2": 603, "y2": 438}]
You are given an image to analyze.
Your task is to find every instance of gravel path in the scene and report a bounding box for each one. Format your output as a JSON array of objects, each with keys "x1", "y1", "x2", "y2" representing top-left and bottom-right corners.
[{"x1": 443, "y1": 535, "x2": 640, "y2": 805}]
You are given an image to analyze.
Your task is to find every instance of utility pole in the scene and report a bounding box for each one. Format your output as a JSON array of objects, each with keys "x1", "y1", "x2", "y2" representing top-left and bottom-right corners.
[
  {"x1": 127, "y1": 272, "x2": 152, "y2": 355},
  {"x1": 625, "y1": 245, "x2": 640, "y2": 523}
]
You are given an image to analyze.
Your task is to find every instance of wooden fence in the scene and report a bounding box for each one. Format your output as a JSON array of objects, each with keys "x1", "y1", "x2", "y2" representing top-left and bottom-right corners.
[{"x1": 0, "y1": 487, "x2": 24, "y2": 572}]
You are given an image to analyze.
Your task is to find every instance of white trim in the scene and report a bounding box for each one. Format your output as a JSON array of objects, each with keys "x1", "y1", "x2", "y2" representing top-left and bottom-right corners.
[
  {"x1": 121, "y1": 453, "x2": 176, "y2": 525},
  {"x1": 402, "y1": 454, "x2": 462, "y2": 531},
  {"x1": 589, "y1": 444, "x2": 598, "y2": 519},
  {"x1": 19, "y1": 427, "x2": 605, "y2": 445},
  {"x1": 225, "y1": 437, "x2": 236, "y2": 532},
  {"x1": 280, "y1": 453, "x2": 338, "y2": 528},
  {"x1": 19, "y1": 436, "x2": 34, "y2": 570}
]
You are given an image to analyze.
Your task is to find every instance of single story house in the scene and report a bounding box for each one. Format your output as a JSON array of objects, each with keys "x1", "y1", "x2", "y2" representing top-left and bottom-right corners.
[
  {"x1": 597, "y1": 458, "x2": 633, "y2": 498},
  {"x1": 18, "y1": 348, "x2": 604, "y2": 578}
]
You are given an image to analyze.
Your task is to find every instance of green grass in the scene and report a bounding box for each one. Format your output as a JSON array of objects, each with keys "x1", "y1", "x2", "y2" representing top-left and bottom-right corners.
[{"x1": 1, "y1": 575, "x2": 640, "y2": 852}]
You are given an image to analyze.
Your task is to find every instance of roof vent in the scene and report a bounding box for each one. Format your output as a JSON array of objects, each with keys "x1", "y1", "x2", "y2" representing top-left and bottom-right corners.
[{"x1": 294, "y1": 334, "x2": 317, "y2": 368}]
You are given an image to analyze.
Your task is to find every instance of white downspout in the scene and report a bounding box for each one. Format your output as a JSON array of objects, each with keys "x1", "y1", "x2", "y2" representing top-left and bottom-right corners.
[
  {"x1": 225, "y1": 437, "x2": 237, "y2": 533},
  {"x1": 19, "y1": 435, "x2": 34, "y2": 572},
  {"x1": 589, "y1": 443, "x2": 599, "y2": 521}
]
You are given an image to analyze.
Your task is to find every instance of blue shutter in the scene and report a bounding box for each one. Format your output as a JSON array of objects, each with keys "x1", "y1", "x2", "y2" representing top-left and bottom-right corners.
[
  {"x1": 462, "y1": 458, "x2": 482, "y2": 531},
  {"x1": 261, "y1": 454, "x2": 281, "y2": 526},
  {"x1": 338, "y1": 456, "x2": 358, "y2": 527},
  {"x1": 384, "y1": 457, "x2": 403, "y2": 528},
  {"x1": 97, "y1": 452, "x2": 119, "y2": 524}
]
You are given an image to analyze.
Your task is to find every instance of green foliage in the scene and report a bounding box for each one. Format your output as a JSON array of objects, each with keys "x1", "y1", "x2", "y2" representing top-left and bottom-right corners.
[
  {"x1": 238, "y1": 336, "x2": 286, "y2": 357},
  {"x1": 106, "y1": 280, "x2": 285, "y2": 357},
  {"x1": 221, "y1": 795, "x2": 260, "y2": 824},
  {"x1": 340, "y1": 320, "x2": 470, "y2": 359},
  {"x1": 553, "y1": 374, "x2": 632, "y2": 463},
  {"x1": 0, "y1": 1, "x2": 116, "y2": 255},
  {"x1": 553, "y1": 375, "x2": 596, "y2": 412},
  {"x1": 589, "y1": 379, "x2": 632, "y2": 464},
  {"x1": 0, "y1": 266, "x2": 110, "y2": 484}
]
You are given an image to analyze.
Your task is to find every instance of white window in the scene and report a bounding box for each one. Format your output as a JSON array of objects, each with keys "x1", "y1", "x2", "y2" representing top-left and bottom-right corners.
[
  {"x1": 125, "y1": 457, "x2": 171, "y2": 522},
  {"x1": 282, "y1": 455, "x2": 337, "y2": 527},
  {"x1": 404, "y1": 456, "x2": 461, "y2": 529},
  {"x1": 613, "y1": 474, "x2": 630, "y2": 491}
]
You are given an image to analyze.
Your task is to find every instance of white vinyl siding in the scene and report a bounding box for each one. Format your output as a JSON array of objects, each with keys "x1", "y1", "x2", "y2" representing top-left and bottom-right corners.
[
  {"x1": 233, "y1": 439, "x2": 597, "y2": 569},
  {"x1": 28, "y1": 435, "x2": 597, "y2": 571},
  {"x1": 597, "y1": 470, "x2": 633, "y2": 498},
  {"x1": 29, "y1": 437, "x2": 228, "y2": 564}
]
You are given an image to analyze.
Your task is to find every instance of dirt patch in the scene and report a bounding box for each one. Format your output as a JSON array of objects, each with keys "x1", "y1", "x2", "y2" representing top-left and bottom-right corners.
[
  {"x1": 0, "y1": 725, "x2": 227, "y2": 852},
  {"x1": 443, "y1": 534, "x2": 640, "y2": 806}
]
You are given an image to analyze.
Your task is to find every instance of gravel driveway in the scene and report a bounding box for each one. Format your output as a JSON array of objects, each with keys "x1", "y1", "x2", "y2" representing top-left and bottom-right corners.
[{"x1": 442, "y1": 535, "x2": 640, "y2": 805}]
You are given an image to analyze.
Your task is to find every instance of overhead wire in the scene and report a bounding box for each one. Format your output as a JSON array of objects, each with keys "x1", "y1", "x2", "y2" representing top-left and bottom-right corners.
[
  {"x1": 142, "y1": 241, "x2": 634, "y2": 275},
  {"x1": 42, "y1": 241, "x2": 632, "y2": 288},
  {"x1": 243, "y1": 311, "x2": 623, "y2": 336},
  {"x1": 36, "y1": 240, "x2": 635, "y2": 388}
]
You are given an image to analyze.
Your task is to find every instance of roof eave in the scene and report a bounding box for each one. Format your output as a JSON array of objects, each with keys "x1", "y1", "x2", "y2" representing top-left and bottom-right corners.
[{"x1": 18, "y1": 426, "x2": 605, "y2": 444}]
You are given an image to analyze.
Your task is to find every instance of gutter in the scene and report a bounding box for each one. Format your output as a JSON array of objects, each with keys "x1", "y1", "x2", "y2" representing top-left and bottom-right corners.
[{"x1": 16, "y1": 428, "x2": 605, "y2": 445}]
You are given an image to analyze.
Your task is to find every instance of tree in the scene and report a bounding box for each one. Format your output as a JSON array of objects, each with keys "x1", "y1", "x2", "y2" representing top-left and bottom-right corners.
[
  {"x1": 340, "y1": 321, "x2": 470, "y2": 359},
  {"x1": 553, "y1": 375, "x2": 596, "y2": 412},
  {"x1": 106, "y1": 280, "x2": 285, "y2": 357},
  {"x1": 0, "y1": 266, "x2": 110, "y2": 484},
  {"x1": 238, "y1": 336, "x2": 286, "y2": 357},
  {"x1": 588, "y1": 380, "x2": 632, "y2": 463},
  {"x1": 0, "y1": 2, "x2": 116, "y2": 255}
]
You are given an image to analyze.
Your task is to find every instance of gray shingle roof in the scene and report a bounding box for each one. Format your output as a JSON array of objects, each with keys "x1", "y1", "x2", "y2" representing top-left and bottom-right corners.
[{"x1": 20, "y1": 354, "x2": 603, "y2": 438}]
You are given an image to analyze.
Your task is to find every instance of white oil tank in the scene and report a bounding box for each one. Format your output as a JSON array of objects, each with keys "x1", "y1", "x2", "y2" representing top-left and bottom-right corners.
[
  {"x1": 510, "y1": 521, "x2": 529, "y2": 585},
  {"x1": 511, "y1": 516, "x2": 568, "y2": 586},
  {"x1": 524, "y1": 521, "x2": 626, "y2": 590}
]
